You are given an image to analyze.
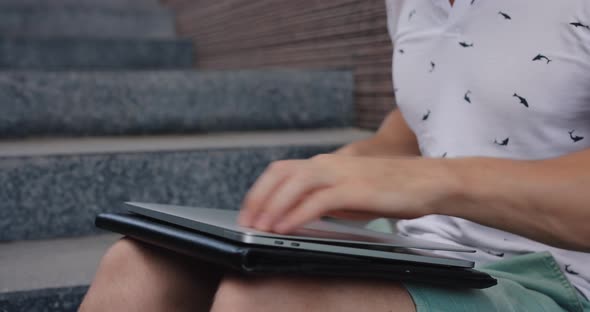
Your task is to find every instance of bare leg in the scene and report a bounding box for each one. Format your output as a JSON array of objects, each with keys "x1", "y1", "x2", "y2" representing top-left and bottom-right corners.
[
  {"x1": 79, "y1": 238, "x2": 221, "y2": 312},
  {"x1": 211, "y1": 274, "x2": 416, "y2": 312}
]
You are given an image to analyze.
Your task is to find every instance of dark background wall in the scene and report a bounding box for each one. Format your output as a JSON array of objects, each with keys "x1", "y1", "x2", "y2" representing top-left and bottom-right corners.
[{"x1": 161, "y1": 0, "x2": 394, "y2": 129}]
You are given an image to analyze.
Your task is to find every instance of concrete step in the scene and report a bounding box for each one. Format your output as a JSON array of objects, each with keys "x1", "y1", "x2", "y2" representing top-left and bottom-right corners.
[
  {"x1": 0, "y1": 234, "x2": 119, "y2": 293},
  {"x1": 0, "y1": 37, "x2": 193, "y2": 70},
  {"x1": 0, "y1": 286, "x2": 88, "y2": 312},
  {"x1": 0, "y1": 234, "x2": 119, "y2": 311},
  {"x1": 0, "y1": 0, "x2": 162, "y2": 10},
  {"x1": 0, "y1": 6, "x2": 175, "y2": 39},
  {"x1": 0, "y1": 70, "x2": 354, "y2": 138},
  {"x1": 0, "y1": 129, "x2": 373, "y2": 241},
  {"x1": 0, "y1": 234, "x2": 113, "y2": 311}
]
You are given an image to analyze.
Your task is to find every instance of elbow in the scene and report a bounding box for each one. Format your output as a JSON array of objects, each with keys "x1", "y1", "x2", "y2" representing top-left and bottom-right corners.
[
  {"x1": 555, "y1": 220, "x2": 590, "y2": 252},
  {"x1": 542, "y1": 207, "x2": 590, "y2": 252},
  {"x1": 570, "y1": 228, "x2": 590, "y2": 252}
]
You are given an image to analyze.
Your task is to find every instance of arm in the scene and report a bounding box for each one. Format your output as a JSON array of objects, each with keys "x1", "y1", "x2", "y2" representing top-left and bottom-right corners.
[
  {"x1": 339, "y1": 110, "x2": 590, "y2": 250},
  {"x1": 442, "y1": 149, "x2": 590, "y2": 252},
  {"x1": 334, "y1": 109, "x2": 421, "y2": 157},
  {"x1": 239, "y1": 111, "x2": 590, "y2": 252}
]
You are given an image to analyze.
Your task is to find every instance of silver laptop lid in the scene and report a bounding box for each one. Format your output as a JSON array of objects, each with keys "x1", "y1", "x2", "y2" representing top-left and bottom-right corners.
[{"x1": 125, "y1": 202, "x2": 475, "y2": 253}]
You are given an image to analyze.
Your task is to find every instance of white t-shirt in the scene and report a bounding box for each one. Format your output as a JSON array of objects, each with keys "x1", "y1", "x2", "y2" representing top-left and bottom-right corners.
[{"x1": 386, "y1": 0, "x2": 590, "y2": 298}]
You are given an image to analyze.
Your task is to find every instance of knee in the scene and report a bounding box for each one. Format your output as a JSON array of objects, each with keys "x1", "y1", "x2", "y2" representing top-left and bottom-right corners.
[
  {"x1": 79, "y1": 238, "x2": 150, "y2": 311},
  {"x1": 82, "y1": 238, "x2": 221, "y2": 312},
  {"x1": 97, "y1": 237, "x2": 147, "y2": 275},
  {"x1": 88, "y1": 237, "x2": 178, "y2": 298}
]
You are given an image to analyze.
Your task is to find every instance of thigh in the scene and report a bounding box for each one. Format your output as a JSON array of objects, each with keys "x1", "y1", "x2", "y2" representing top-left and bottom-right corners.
[
  {"x1": 211, "y1": 274, "x2": 416, "y2": 312},
  {"x1": 81, "y1": 238, "x2": 221, "y2": 312}
]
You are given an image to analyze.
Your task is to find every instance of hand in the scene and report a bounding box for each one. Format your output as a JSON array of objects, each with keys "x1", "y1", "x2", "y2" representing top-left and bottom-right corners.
[{"x1": 238, "y1": 154, "x2": 459, "y2": 234}]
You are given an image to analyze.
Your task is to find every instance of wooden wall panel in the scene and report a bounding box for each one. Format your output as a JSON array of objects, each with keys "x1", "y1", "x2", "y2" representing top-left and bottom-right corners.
[{"x1": 162, "y1": 0, "x2": 395, "y2": 129}]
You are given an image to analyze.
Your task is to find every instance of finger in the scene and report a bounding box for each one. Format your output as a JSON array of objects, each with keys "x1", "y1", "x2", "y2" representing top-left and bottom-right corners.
[
  {"x1": 253, "y1": 171, "x2": 333, "y2": 231},
  {"x1": 325, "y1": 210, "x2": 382, "y2": 220},
  {"x1": 238, "y1": 161, "x2": 298, "y2": 226},
  {"x1": 273, "y1": 184, "x2": 375, "y2": 234}
]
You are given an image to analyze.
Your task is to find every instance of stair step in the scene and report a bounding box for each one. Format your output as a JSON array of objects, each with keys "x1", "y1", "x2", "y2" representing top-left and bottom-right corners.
[
  {"x1": 0, "y1": 286, "x2": 88, "y2": 312},
  {"x1": 0, "y1": 0, "x2": 161, "y2": 10},
  {"x1": 0, "y1": 70, "x2": 354, "y2": 138},
  {"x1": 0, "y1": 234, "x2": 119, "y2": 293},
  {"x1": 0, "y1": 37, "x2": 193, "y2": 70},
  {"x1": 0, "y1": 129, "x2": 372, "y2": 241},
  {"x1": 0, "y1": 234, "x2": 119, "y2": 311},
  {"x1": 0, "y1": 6, "x2": 175, "y2": 39}
]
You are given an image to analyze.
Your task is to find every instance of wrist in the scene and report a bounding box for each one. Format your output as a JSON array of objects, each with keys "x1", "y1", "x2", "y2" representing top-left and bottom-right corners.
[
  {"x1": 431, "y1": 157, "x2": 524, "y2": 218},
  {"x1": 333, "y1": 141, "x2": 364, "y2": 156},
  {"x1": 428, "y1": 158, "x2": 476, "y2": 216},
  {"x1": 334, "y1": 136, "x2": 419, "y2": 158}
]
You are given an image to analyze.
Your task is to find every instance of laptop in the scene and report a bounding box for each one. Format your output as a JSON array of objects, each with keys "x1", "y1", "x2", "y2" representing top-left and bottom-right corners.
[
  {"x1": 96, "y1": 202, "x2": 497, "y2": 288},
  {"x1": 124, "y1": 202, "x2": 475, "y2": 268}
]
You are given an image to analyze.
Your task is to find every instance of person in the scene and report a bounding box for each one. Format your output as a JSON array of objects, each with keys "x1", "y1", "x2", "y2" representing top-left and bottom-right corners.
[{"x1": 79, "y1": 0, "x2": 590, "y2": 311}]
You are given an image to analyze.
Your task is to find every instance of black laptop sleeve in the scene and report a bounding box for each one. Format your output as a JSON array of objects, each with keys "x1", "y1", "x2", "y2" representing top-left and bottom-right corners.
[{"x1": 95, "y1": 213, "x2": 497, "y2": 289}]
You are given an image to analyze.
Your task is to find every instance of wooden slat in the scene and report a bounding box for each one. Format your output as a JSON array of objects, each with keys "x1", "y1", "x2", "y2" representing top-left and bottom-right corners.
[{"x1": 161, "y1": 0, "x2": 396, "y2": 129}]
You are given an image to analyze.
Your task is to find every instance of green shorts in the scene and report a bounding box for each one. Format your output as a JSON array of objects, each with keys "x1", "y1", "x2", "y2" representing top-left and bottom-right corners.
[{"x1": 403, "y1": 252, "x2": 590, "y2": 312}]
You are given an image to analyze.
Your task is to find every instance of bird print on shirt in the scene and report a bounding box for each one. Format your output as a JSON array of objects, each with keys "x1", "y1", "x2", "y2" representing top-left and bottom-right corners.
[
  {"x1": 464, "y1": 90, "x2": 472, "y2": 103},
  {"x1": 569, "y1": 130, "x2": 584, "y2": 142},
  {"x1": 494, "y1": 138, "x2": 510, "y2": 146},
  {"x1": 565, "y1": 265, "x2": 580, "y2": 275},
  {"x1": 533, "y1": 54, "x2": 552, "y2": 64},
  {"x1": 484, "y1": 250, "x2": 505, "y2": 257},
  {"x1": 498, "y1": 12, "x2": 511, "y2": 20},
  {"x1": 396, "y1": 4, "x2": 590, "y2": 292},
  {"x1": 570, "y1": 21, "x2": 590, "y2": 30},
  {"x1": 414, "y1": 8, "x2": 587, "y2": 158},
  {"x1": 513, "y1": 93, "x2": 529, "y2": 108}
]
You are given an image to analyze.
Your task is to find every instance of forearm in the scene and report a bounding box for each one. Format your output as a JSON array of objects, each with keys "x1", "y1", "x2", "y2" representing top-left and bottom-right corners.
[
  {"x1": 334, "y1": 136, "x2": 420, "y2": 157},
  {"x1": 334, "y1": 110, "x2": 421, "y2": 157},
  {"x1": 440, "y1": 149, "x2": 590, "y2": 252}
]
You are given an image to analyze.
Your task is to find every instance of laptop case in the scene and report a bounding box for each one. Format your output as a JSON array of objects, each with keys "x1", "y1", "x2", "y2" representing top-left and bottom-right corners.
[{"x1": 95, "y1": 213, "x2": 497, "y2": 289}]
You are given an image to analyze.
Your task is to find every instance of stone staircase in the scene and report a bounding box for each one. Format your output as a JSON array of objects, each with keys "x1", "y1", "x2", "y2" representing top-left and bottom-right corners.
[
  {"x1": 0, "y1": 0, "x2": 372, "y2": 311},
  {"x1": 0, "y1": 37, "x2": 193, "y2": 70}
]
